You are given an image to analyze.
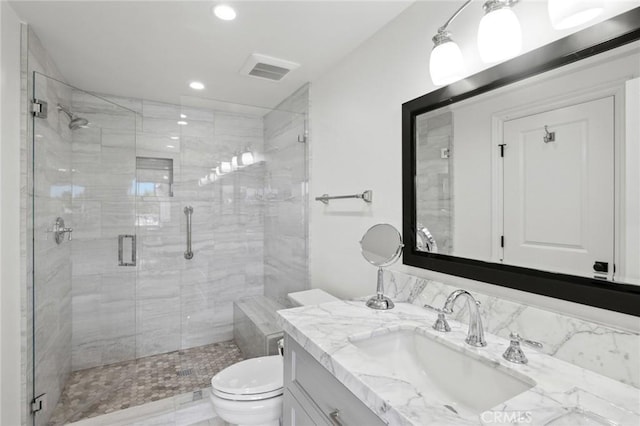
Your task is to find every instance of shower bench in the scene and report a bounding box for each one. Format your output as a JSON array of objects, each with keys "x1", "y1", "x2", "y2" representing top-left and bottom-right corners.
[{"x1": 233, "y1": 295, "x2": 285, "y2": 358}]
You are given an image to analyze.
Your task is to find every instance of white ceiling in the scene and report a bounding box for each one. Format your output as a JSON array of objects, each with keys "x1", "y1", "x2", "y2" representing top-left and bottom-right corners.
[{"x1": 10, "y1": 0, "x2": 413, "y2": 109}]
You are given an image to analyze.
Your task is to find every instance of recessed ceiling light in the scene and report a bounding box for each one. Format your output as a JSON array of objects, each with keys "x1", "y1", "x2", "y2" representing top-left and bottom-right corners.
[
  {"x1": 169, "y1": 136, "x2": 180, "y2": 140},
  {"x1": 213, "y1": 4, "x2": 236, "y2": 21},
  {"x1": 180, "y1": 114, "x2": 187, "y2": 119},
  {"x1": 177, "y1": 120, "x2": 188, "y2": 126},
  {"x1": 189, "y1": 81, "x2": 205, "y2": 90}
]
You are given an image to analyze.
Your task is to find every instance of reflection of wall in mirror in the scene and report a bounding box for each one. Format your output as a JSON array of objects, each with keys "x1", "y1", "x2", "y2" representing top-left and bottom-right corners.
[
  {"x1": 444, "y1": 44, "x2": 640, "y2": 280},
  {"x1": 415, "y1": 111, "x2": 453, "y2": 254},
  {"x1": 624, "y1": 77, "x2": 640, "y2": 285}
]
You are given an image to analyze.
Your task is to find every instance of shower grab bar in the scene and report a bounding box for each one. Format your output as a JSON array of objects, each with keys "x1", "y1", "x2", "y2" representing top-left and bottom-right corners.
[
  {"x1": 118, "y1": 235, "x2": 136, "y2": 266},
  {"x1": 315, "y1": 190, "x2": 372, "y2": 205},
  {"x1": 184, "y1": 206, "x2": 194, "y2": 260}
]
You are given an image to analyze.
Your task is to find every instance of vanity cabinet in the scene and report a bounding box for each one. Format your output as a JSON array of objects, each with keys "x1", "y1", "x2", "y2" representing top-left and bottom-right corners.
[{"x1": 283, "y1": 334, "x2": 386, "y2": 426}]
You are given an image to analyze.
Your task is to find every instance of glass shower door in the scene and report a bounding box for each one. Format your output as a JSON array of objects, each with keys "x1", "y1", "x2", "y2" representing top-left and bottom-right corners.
[{"x1": 31, "y1": 72, "x2": 137, "y2": 425}]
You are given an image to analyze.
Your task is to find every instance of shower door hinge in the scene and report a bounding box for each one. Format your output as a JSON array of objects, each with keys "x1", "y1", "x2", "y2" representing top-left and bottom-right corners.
[
  {"x1": 32, "y1": 99, "x2": 48, "y2": 118},
  {"x1": 31, "y1": 393, "x2": 46, "y2": 415},
  {"x1": 499, "y1": 144, "x2": 506, "y2": 157},
  {"x1": 500, "y1": 235, "x2": 504, "y2": 248}
]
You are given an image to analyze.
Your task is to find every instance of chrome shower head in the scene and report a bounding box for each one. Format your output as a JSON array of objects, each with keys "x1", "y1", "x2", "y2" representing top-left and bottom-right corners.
[
  {"x1": 68, "y1": 116, "x2": 89, "y2": 130},
  {"x1": 57, "y1": 104, "x2": 89, "y2": 130}
]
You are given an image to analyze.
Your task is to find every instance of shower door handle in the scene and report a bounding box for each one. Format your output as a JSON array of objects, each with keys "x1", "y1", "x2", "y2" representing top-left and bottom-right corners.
[
  {"x1": 184, "y1": 206, "x2": 194, "y2": 260},
  {"x1": 118, "y1": 235, "x2": 136, "y2": 266}
]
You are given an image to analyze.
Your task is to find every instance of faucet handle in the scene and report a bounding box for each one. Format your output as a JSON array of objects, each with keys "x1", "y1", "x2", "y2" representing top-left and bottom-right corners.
[
  {"x1": 509, "y1": 332, "x2": 543, "y2": 349},
  {"x1": 502, "y1": 332, "x2": 543, "y2": 364},
  {"x1": 423, "y1": 304, "x2": 451, "y2": 332},
  {"x1": 423, "y1": 303, "x2": 445, "y2": 313}
]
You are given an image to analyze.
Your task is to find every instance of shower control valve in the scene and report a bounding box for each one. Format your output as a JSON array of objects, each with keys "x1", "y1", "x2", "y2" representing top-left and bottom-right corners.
[{"x1": 49, "y1": 217, "x2": 73, "y2": 244}]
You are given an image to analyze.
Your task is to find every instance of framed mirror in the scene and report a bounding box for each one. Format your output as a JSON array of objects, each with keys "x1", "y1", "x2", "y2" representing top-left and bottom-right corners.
[{"x1": 402, "y1": 8, "x2": 640, "y2": 316}]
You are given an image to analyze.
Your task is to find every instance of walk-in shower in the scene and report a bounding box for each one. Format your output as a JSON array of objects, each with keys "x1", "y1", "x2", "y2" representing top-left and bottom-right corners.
[{"x1": 28, "y1": 70, "x2": 309, "y2": 425}]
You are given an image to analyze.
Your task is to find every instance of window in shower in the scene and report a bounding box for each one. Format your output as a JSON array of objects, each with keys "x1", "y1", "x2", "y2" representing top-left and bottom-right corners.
[
  {"x1": 136, "y1": 156, "x2": 174, "y2": 197},
  {"x1": 135, "y1": 157, "x2": 174, "y2": 227}
]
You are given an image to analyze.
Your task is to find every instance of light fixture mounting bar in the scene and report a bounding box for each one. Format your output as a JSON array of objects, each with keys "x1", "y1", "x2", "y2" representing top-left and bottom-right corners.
[
  {"x1": 438, "y1": 0, "x2": 520, "y2": 34},
  {"x1": 483, "y1": 0, "x2": 519, "y2": 14},
  {"x1": 438, "y1": 0, "x2": 473, "y2": 33}
]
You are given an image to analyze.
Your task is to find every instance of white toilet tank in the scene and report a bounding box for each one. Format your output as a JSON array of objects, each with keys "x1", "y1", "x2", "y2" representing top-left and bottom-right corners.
[{"x1": 287, "y1": 289, "x2": 339, "y2": 307}]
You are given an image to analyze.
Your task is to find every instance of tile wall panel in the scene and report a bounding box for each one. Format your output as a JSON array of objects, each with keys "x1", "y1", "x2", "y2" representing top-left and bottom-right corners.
[{"x1": 69, "y1": 90, "x2": 138, "y2": 370}]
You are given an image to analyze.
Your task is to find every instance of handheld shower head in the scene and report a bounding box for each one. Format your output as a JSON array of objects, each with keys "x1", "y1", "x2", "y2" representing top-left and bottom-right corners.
[{"x1": 57, "y1": 104, "x2": 89, "y2": 130}]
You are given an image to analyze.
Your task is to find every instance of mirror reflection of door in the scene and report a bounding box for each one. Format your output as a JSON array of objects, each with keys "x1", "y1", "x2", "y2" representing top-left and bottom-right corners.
[{"x1": 502, "y1": 97, "x2": 614, "y2": 280}]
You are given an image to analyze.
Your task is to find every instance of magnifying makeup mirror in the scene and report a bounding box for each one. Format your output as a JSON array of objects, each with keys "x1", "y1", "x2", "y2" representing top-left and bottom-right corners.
[{"x1": 360, "y1": 223, "x2": 403, "y2": 310}]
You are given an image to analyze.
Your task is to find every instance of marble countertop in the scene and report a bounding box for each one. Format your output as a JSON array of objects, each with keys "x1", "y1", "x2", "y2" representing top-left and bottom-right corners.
[{"x1": 278, "y1": 300, "x2": 640, "y2": 425}]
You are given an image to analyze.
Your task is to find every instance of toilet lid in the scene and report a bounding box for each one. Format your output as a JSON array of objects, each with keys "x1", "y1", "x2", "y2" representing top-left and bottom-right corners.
[{"x1": 211, "y1": 355, "x2": 283, "y2": 397}]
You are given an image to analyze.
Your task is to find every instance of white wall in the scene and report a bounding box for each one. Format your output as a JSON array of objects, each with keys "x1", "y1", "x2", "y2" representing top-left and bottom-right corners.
[
  {"x1": 309, "y1": 1, "x2": 639, "y2": 330},
  {"x1": 1, "y1": 1, "x2": 25, "y2": 424},
  {"x1": 625, "y1": 77, "x2": 640, "y2": 282}
]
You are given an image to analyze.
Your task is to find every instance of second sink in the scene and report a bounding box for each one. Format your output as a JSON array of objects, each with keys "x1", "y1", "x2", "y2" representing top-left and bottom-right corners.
[{"x1": 349, "y1": 328, "x2": 535, "y2": 417}]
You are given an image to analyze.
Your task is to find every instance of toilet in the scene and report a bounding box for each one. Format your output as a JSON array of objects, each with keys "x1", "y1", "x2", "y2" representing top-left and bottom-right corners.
[{"x1": 210, "y1": 289, "x2": 339, "y2": 426}]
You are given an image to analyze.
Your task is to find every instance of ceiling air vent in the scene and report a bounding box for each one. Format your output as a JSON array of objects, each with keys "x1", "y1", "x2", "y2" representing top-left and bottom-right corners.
[{"x1": 240, "y1": 53, "x2": 300, "y2": 82}]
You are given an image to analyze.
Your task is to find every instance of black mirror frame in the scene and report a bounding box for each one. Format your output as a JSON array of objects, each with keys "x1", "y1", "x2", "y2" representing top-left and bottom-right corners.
[{"x1": 402, "y1": 7, "x2": 640, "y2": 317}]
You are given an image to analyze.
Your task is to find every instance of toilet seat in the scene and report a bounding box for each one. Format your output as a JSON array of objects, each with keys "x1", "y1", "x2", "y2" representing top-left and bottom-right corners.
[{"x1": 211, "y1": 355, "x2": 283, "y2": 401}]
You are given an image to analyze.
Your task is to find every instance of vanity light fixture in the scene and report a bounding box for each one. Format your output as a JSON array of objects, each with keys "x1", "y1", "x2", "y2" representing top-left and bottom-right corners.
[
  {"x1": 240, "y1": 149, "x2": 254, "y2": 166},
  {"x1": 213, "y1": 4, "x2": 236, "y2": 21},
  {"x1": 548, "y1": 0, "x2": 603, "y2": 30},
  {"x1": 429, "y1": 0, "x2": 522, "y2": 85},
  {"x1": 429, "y1": 0, "x2": 470, "y2": 86},
  {"x1": 429, "y1": 0, "x2": 605, "y2": 85},
  {"x1": 231, "y1": 155, "x2": 239, "y2": 171},
  {"x1": 220, "y1": 161, "x2": 232, "y2": 173},
  {"x1": 477, "y1": 0, "x2": 522, "y2": 63}
]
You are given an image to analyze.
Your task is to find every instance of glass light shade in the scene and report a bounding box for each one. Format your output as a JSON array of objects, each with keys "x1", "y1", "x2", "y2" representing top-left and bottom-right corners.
[
  {"x1": 241, "y1": 151, "x2": 254, "y2": 166},
  {"x1": 477, "y1": 7, "x2": 522, "y2": 64},
  {"x1": 429, "y1": 40, "x2": 465, "y2": 86},
  {"x1": 213, "y1": 4, "x2": 237, "y2": 21},
  {"x1": 548, "y1": 0, "x2": 603, "y2": 30},
  {"x1": 220, "y1": 161, "x2": 232, "y2": 173},
  {"x1": 231, "y1": 155, "x2": 239, "y2": 170}
]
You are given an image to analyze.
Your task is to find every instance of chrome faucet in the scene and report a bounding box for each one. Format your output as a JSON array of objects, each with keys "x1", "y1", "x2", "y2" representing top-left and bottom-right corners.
[{"x1": 442, "y1": 289, "x2": 486, "y2": 347}]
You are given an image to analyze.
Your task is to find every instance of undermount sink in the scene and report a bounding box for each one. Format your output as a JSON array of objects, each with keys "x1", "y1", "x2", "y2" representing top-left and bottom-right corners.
[{"x1": 349, "y1": 328, "x2": 535, "y2": 417}]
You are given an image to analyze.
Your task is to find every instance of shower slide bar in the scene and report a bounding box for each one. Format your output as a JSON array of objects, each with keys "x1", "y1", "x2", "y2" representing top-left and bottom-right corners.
[
  {"x1": 184, "y1": 206, "x2": 194, "y2": 260},
  {"x1": 315, "y1": 190, "x2": 372, "y2": 205}
]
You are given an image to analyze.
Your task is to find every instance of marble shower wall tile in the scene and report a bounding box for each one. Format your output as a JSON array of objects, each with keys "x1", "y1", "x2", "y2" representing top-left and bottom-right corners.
[
  {"x1": 383, "y1": 269, "x2": 640, "y2": 388},
  {"x1": 415, "y1": 112, "x2": 453, "y2": 253},
  {"x1": 263, "y1": 85, "x2": 310, "y2": 306},
  {"x1": 69, "y1": 95, "x2": 268, "y2": 368}
]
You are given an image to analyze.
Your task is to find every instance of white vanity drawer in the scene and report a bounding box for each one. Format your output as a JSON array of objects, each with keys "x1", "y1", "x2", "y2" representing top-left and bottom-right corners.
[
  {"x1": 284, "y1": 388, "x2": 326, "y2": 426},
  {"x1": 284, "y1": 334, "x2": 386, "y2": 426}
]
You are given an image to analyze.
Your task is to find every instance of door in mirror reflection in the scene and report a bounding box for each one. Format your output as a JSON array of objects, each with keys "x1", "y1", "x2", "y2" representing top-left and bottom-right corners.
[{"x1": 502, "y1": 97, "x2": 614, "y2": 280}]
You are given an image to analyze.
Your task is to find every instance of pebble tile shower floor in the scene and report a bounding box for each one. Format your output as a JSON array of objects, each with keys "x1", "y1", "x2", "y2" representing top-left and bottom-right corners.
[{"x1": 48, "y1": 340, "x2": 244, "y2": 425}]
